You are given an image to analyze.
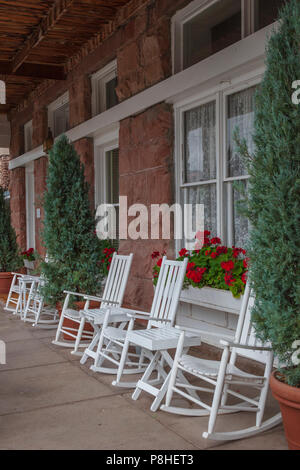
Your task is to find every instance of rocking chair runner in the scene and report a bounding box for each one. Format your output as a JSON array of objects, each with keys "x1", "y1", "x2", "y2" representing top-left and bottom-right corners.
[
  {"x1": 53, "y1": 253, "x2": 133, "y2": 352},
  {"x1": 160, "y1": 283, "x2": 282, "y2": 441}
]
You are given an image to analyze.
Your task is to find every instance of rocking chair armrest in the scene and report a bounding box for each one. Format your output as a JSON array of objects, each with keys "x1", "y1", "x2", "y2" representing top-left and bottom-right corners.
[
  {"x1": 83, "y1": 295, "x2": 119, "y2": 305},
  {"x1": 63, "y1": 291, "x2": 87, "y2": 298},
  {"x1": 62, "y1": 291, "x2": 119, "y2": 306},
  {"x1": 126, "y1": 311, "x2": 151, "y2": 319},
  {"x1": 126, "y1": 312, "x2": 172, "y2": 323},
  {"x1": 220, "y1": 340, "x2": 273, "y2": 352}
]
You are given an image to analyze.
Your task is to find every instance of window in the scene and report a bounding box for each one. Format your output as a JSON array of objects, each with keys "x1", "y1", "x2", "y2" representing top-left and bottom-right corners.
[
  {"x1": 177, "y1": 80, "x2": 258, "y2": 250},
  {"x1": 254, "y1": 0, "x2": 287, "y2": 31},
  {"x1": 183, "y1": 0, "x2": 241, "y2": 70},
  {"x1": 95, "y1": 141, "x2": 120, "y2": 248},
  {"x1": 24, "y1": 120, "x2": 33, "y2": 153},
  {"x1": 91, "y1": 60, "x2": 118, "y2": 116},
  {"x1": 0, "y1": 81, "x2": 5, "y2": 104},
  {"x1": 181, "y1": 100, "x2": 218, "y2": 238},
  {"x1": 48, "y1": 92, "x2": 69, "y2": 138},
  {"x1": 173, "y1": 0, "x2": 286, "y2": 73}
]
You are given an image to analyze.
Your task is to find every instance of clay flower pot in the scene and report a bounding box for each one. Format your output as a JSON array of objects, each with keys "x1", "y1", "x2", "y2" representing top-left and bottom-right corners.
[
  {"x1": 0, "y1": 272, "x2": 14, "y2": 295},
  {"x1": 56, "y1": 300, "x2": 98, "y2": 341},
  {"x1": 270, "y1": 371, "x2": 300, "y2": 450}
]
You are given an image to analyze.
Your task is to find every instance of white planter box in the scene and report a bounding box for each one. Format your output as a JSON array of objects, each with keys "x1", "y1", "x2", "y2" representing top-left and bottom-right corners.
[
  {"x1": 23, "y1": 259, "x2": 35, "y2": 270},
  {"x1": 180, "y1": 286, "x2": 243, "y2": 316},
  {"x1": 177, "y1": 286, "x2": 244, "y2": 347}
]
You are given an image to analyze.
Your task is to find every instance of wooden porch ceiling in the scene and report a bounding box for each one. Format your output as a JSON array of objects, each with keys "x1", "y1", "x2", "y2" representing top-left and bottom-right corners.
[{"x1": 0, "y1": 0, "x2": 131, "y2": 110}]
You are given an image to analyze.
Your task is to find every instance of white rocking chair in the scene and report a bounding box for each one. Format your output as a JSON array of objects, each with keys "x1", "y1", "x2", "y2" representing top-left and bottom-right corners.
[
  {"x1": 88, "y1": 257, "x2": 201, "y2": 412},
  {"x1": 22, "y1": 277, "x2": 59, "y2": 329},
  {"x1": 53, "y1": 253, "x2": 133, "y2": 353},
  {"x1": 5, "y1": 273, "x2": 41, "y2": 317},
  {"x1": 160, "y1": 283, "x2": 282, "y2": 441}
]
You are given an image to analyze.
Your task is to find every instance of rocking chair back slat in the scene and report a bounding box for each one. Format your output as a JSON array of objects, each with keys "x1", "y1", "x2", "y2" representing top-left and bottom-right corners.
[
  {"x1": 101, "y1": 253, "x2": 133, "y2": 307},
  {"x1": 149, "y1": 257, "x2": 188, "y2": 328}
]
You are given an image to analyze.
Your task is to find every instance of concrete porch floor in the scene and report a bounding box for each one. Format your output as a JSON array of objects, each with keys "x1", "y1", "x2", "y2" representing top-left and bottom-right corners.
[{"x1": 0, "y1": 303, "x2": 288, "y2": 450}]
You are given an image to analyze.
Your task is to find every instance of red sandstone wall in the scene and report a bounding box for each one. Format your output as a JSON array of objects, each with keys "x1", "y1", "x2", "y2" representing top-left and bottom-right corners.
[
  {"x1": 119, "y1": 102, "x2": 175, "y2": 310},
  {"x1": 9, "y1": 167, "x2": 26, "y2": 250}
]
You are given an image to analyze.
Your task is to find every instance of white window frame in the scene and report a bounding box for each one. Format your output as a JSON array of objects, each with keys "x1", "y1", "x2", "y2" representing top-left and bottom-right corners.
[
  {"x1": 174, "y1": 70, "x2": 263, "y2": 252},
  {"x1": 172, "y1": 0, "x2": 275, "y2": 74},
  {"x1": 24, "y1": 120, "x2": 33, "y2": 153},
  {"x1": 25, "y1": 162, "x2": 35, "y2": 250},
  {"x1": 47, "y1": 92, "x2": 69, "y2": 138},
  {"x1": 91, "y1": 60, "x2": 118, "y2": 117}
]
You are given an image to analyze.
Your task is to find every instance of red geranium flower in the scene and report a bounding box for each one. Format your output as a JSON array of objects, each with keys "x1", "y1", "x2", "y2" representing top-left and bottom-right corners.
[
  {"x1": 157, "y1": 258, "x2": 163, "y2": 268},
  {"x1": 179, "y1": 248, "x2": 189, "y2": 257},
  {"x1": 151, "y1": 251, "x2": 160, "y2": 259},
  {"x1": 187, "y1": 267, "x2": 206, "y2": 284},
  {"x1": 187, "y1": 262, "x2": 196, "y2": 271},
  {"x1": 210, "y1": 252, "x2": 217, "y2": 259},
  {"x1": 216, "y1": 246, "x2": 228, "y2": 256},
  {"x1": 224, "y1": 273, "x2": 236, "y2": 286},
  {"x1": 243, "y1": 258, "x2": 250, "y2": 269},
  {"x1": 221, "y1": 260, "x2": 235, "y2": 272},
  {"x1": 211, "y1": 237, "x2": 221, "y2": 245},
  {"x1": 241, "y1": 272, "x2": 247, "y2": 285}
]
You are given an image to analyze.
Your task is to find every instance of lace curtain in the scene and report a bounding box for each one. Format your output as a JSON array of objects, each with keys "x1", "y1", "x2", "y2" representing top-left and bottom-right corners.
[
  {"x1": 183, "y1": 101, "x2": 217, "y2": 240},
  {"x1": 226, "y1": 86, "x2": 256, "y2": 247},
  {"x1": 227, "y1": 86, "x2": 256, "y2": 177}
]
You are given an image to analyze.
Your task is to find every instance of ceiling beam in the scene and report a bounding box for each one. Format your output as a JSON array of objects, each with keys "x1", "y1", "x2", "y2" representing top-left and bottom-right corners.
[
  {"x1": 11, "y1": 0, "x2": 75, "y2": 73},
  {"x1": 0, "y1": 61, "x2": 66, "y2": 80}
]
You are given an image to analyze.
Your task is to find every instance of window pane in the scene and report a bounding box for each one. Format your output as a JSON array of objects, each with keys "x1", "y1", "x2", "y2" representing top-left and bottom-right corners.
[
  {"x1": 226, "y1": 86, "x2": 256, "y2": 178},
  {"x1": 183, "y1": 0, "x2": 241, "y2": 69},
  {"x1": 106, "y1": 77, "x2": 118, "y2": 110},
  {"x1": 53, "y1": 103, "x2": 69, "y2": 137},
  {"x1": 105, "y1": 148, "x2": 119, "y2": 249},
  {"x1": 181, "y1": 184, "x2": 217, "y2": 240},
  {"x1": 225, "y1": 180, "x2": 249, "y2": 249},
  {"x1": 254, "y1": 0, "x2": 287, "y2": 31},
  {"x1": 184, "y1": 101, "x2": 216, "y2": 183},
  {"x1": 106, "y1": 149, "x2": 119, "y2": 205}
]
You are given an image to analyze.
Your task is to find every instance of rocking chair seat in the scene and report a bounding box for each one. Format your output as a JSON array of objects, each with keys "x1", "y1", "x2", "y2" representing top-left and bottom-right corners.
[
  {"x1": 103, "y1": 326, "x2": 127, "y2": 342},
  {"x1": 81, "y1": 307, "x2": 127, "y2": 324},
  {"x1": 64, "y1": 309, "x2": 81, "y2": 320},
  {"x1": 179, "y1": 355, "x2": 261, "y2": 381}
]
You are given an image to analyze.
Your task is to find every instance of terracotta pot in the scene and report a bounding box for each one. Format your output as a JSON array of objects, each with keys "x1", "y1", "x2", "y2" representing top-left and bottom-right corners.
[
  {"x1": 0, "y1": 272, "x2": 14, "y2": 295},
  {"x1": 270, "y1": 371, "x2": 300, "y2": 450},
  {"x1": 57, "y1": 300, "x2": 99, "y2": 341}
]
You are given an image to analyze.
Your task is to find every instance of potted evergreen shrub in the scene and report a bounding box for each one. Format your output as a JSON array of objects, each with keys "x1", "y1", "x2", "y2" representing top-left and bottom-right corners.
[
  {"x1": 40, "y1": 135, "x2": 107, "y2": 338},
  {"x1": 0, "y1": 187, "x2": 22, "y2": 294},
  {"x1": 235, "y1": 0, "x2": 300, "y2": 450}
]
